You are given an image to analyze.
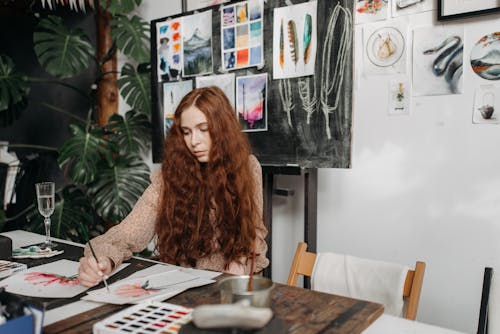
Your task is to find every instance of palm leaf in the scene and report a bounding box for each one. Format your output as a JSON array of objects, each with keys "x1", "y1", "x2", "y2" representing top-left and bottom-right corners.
[
  {"x1": 34, "y1": 16, "x2": 94, "y2": 79},
  {"x1": 118, "y1": 63, "x2": 151, "y2": 115},
  {"x1": 106, "y1": 110, "x2": 151, "y2": 155},
  {"x1": 111, "y1": 15, "x2": 150, "y2": 64},
  {"x1": 0, "y1": 55, "x2": 30, "y2": 113},
  {"x1": 58, "y1": 124, "x2": 116, "y2": 184},
  {"x1": 105, "y1": 0, "x2": 142, "y2": 15},
  {"x1": 87, "y1": 155, "x2": 150, "y2": 224},
  {"x1": 26, "y1": 185, "x2": 98, "y2": 244}
]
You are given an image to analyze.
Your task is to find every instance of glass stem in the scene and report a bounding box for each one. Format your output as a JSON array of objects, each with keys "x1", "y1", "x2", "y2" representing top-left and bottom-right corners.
[{"x1": 44, "y1": 217, "x2": 51, "y2": 245}]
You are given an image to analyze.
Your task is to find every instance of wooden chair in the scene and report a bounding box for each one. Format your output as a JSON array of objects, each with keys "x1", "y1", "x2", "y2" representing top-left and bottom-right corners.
[{"x1": 287, "y1": 242, "x2": 426, "y2": 320}]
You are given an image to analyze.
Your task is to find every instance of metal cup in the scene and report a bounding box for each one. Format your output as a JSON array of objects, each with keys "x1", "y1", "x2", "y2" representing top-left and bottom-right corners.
[{"x1": 218, "y1": 275, "x2": 274, "y2": 308}]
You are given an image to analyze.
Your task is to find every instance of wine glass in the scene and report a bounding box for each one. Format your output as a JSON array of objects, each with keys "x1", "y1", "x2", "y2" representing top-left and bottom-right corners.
[{"x1": 35, "y1": 182, "x2": 56, "y2": 248}]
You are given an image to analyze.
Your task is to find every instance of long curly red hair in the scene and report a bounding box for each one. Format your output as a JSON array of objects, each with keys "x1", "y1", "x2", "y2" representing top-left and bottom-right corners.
[{"x1": 156, "y1": 86, "x2": 258, "y2": 269}]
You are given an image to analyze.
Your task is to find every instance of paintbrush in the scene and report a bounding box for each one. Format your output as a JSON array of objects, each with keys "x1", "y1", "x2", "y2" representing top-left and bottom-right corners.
[
  {"x1": 247, "y1": 252, "x2": 256, "y2": 292},
  {"x1": 88, "y1": 241, "x2": 110, "y2": 293}
]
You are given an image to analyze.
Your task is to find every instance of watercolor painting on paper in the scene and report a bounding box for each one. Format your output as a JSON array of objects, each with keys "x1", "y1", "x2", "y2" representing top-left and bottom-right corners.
[
  {"x1": 156, "y1": 19, "x2": 183, "y2": 82},
  {"x1": 163, "y1": 80, "x2": 193, "y2": 135},
  {"x1": 182, "y1": 10, "x2": 213, "y2": 77},
  {"x1": 273, "y1": 1, "x2": 317, "y2": 79},
  {"x1": 473, "y1": 85, "x2": 499, "y2": 124},
  {"x1": 196, "y1": 73, "x2": 235, "y2": 108},
  {"x1": 1, "y1": 259, "x2": 87, "y2": 298},
  {"x1": 363, "y1": 20, "x2": 408, "y2": 76},
  {"x1": 471, "y1": 32, "x2": 500, "y2": 81},
  {"x1": 83, "y1": 270, "x2": 214, "y2": 305},
  {"x1": 391, "y1": 0, "x2": 434, "y2": 17},
  {"x1": 388, "y1": 78, "x2": 410, "y2": 115},
  {"x1": 355, "y1": 0, "x2": 388, "y2": 24},
  {"x1": 413, "y1": 26, "x2": 464, "y2": 96},
  {"x1": 221, "y1": 0, "x2": 264, "y2": 71},
  {"x1": 236, "y1": 73, "x2": 267, "y2": 132}
]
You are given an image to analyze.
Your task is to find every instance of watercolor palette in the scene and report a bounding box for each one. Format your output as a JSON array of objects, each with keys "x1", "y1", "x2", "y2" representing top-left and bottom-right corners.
[{"x1": 93, "y1": 301, "x2": 192, "y2": 334}]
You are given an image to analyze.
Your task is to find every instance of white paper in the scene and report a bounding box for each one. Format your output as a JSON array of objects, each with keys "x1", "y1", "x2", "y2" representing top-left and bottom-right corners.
[
  {"x1": 83, "y1": 269, "x2": 215, "y2": 305},
  {"x1": 273, "y1": 1, "x2": 317, "y2": 79}
]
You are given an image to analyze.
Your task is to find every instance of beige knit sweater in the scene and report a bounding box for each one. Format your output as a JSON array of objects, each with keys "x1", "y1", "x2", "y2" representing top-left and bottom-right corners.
[{"x1": 85, "y1": 155, "x2": 269, "y2": 274}]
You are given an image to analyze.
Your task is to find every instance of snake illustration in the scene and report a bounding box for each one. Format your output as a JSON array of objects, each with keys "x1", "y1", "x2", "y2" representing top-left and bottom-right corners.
[{"x1": 423, "y1": 36, "x2": 463, "y2": 93}]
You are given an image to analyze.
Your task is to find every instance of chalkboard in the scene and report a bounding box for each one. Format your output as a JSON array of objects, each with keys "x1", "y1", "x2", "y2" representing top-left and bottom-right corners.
[{"x1": 150, "y1": 0, "x2": 353, "y2": 168}]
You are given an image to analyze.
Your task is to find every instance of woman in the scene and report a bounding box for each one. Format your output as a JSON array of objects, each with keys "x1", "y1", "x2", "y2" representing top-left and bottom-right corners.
[{"x1": 78, "y1": 86, "x2": 269, "y2": 287}]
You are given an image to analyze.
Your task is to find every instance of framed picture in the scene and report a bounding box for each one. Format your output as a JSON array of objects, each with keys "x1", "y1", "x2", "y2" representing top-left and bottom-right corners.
[{"x1": 438, "y1": 0, "x2": 500, "y2": 21}]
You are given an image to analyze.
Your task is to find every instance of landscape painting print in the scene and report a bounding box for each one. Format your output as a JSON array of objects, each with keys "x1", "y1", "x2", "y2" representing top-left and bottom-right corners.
[
  {"x1": 163, "y1": 80, "x2": 193, "y2": 135},
  {"x1": 182, "y1": 10, "x2": 213, "y2": 77},
  {"x1": 471, "y1": 32, "x2": 500, "y2": 81},
  {"x1": 236, "y1": 73, "x2": 267, "y2": 132},
  {"x1": 273, "y1": 1, "x2": 317, "y2": 79}
]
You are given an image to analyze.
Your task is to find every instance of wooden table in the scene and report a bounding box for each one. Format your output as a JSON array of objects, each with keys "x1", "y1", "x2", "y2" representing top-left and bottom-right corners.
[{"x1": 44, "y1": 275, "x2": 383, "y2": 334}]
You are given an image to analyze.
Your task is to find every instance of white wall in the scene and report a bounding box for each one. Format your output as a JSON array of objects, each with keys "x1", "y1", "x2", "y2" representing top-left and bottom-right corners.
[
  {"x1": 271, "y1": 10, "x2": 500, "y2": 334},
  {"x1": 135, "y1": 2, "x2": 499, "y2": 333}
]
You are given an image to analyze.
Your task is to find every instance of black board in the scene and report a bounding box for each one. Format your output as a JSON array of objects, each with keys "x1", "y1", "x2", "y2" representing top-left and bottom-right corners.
[{"x1": 151, "y1": 0, "x2": 353, "y2": 168}]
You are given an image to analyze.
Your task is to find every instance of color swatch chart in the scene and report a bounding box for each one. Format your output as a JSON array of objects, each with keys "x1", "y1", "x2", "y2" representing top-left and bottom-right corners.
[{"x1": 93, "y1": 301, "x2": 192, "y2": 334}]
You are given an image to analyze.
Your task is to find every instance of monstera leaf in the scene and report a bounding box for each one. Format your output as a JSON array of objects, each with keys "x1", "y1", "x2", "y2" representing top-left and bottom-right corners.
[
  {"x1": 106, "y1": 110, "x2": 151, "y2": 155},
  {"x1": 111, "y1": 15, "x2": 150, "y2": 64},
  {"x1": 87, "y1": 155, "x2": 150, "y2": 224},
  {"x1": 58, "y1": 124, "x2": 116, "y2": 185},
  {"x1": 34, "y1": 16, "x2": 94, "y2": 78},
  {"x1": 0, "y1": 55, "x2": 30, "y2": 113},
  {"x1": 26, "y1": 185, "x2": 97, "y2": 244},
  {"x1": 118, "y1": 63, "x2": 151, "y2": 115},
  {"x1": 105, "y1": 0, "x2": 142, "y2": 15}
]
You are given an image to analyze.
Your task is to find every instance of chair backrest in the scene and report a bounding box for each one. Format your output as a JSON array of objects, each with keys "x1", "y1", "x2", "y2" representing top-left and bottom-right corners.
[{"x1": 286, "y1": 242, "x2": 426, "y2": 320}]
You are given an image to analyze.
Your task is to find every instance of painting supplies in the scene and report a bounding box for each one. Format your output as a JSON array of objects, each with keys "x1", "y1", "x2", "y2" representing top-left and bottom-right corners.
[
  {"x1": 93, "y1": 301, "x2": 192, "y2": 334},
  {"x1": 12, "y1": 245, "x2": 63, "y2": 259},
  {"x1": 88, "y1": 241, "x2": 110, "y2": 293},
  {"x1": 0, "y1": 260, "x2": 27, "y2": 279}
]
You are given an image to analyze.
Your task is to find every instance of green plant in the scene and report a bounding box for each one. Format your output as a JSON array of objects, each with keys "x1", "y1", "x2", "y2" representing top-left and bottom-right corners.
[{"x1": 0, "y1": 1, "x2": 152, "y2": 244}]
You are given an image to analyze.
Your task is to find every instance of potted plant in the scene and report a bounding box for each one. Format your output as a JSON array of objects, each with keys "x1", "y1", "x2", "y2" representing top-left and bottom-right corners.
[{"x1": 0, "y1": 0, "x2": 153, "y2": 244}]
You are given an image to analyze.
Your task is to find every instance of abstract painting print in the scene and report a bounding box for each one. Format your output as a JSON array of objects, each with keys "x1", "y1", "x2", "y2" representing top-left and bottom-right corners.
[
  {"x1": 471, "y1": 32, "x2": 500, "y2": 81},
  {"x1": 156, "y1": 19, "x2": 183, "y2": 82},
  {"x1": 236, "y1": 73, "x2": 267, "y2": 132},
  {"x1": 413, "y1": 25, "x2": 464, "y2": 96},
  {"x1": 182, "y1": 10, "x2": 213, "y2": 77},
  {"x1": 163, "y1": 80, "x2": 193, "y2": 136},
  {"x1": 273, "y1": 1, "x2": 317, "y2": 79},
  {"x1": 221, "y1": 0, "x2": 264, "y2": 71}
]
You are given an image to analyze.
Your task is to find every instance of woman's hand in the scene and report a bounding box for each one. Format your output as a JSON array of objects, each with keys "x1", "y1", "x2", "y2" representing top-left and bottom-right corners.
[{"x1": 78, "y1": 256, "x2": 113, "y2": 287}]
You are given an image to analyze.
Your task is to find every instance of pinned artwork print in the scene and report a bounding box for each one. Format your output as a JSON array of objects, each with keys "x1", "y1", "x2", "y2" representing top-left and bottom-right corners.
[
  {"x1": 273, "y1": 1, "x2": 317, "y2": 79},
  {"x1": 195, "y1": 73, "x2": 235, "y2": 108},
  {"x1": 470, "y1": 32, "x2": 500, "y2": 81},
  {"x1": 156, "y1": 19, "x2": 183, "y2": 82},
  {"x1": 391, "y1": 0, "x2": 434, "y2": 17},
  {"x1": 236, "y1": 73, "x2": 267, "y2": 132},
  {"x1": 221, "y1": 0, "x2": 264, "y2": 71},
  {"x1": 355, "y1": 0, "x2": 389, "y2": 24},
  {"x1": 413, "y1": 26, "x2": 464, "y2": 96},
  {"x1": 388, "y1": 79, "x2": 410, "y2": 115},
  {"x1": 363, "y1": 20, "x2": 407, "y2": 76},
  {"x1": 163, "y1": 80, "x2": 193, "y2": 135},
  {"x1": 473, "y1": 85, "x2": 499, "y2": 124},
  {"x1": 182, "y1": 10, "x2": 213, "y2": 77}
]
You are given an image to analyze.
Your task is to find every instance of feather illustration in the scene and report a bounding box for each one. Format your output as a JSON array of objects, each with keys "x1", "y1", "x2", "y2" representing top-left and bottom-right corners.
[
  {"x1": 279, "y1": 18, "x2": 285, "y2": 68},
  {"x1": 303, "y1": 14, "x2": 312, "y2": 64},
  {"x1": 288, "y1": 19, "x2": 299, "y2": 69}
]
